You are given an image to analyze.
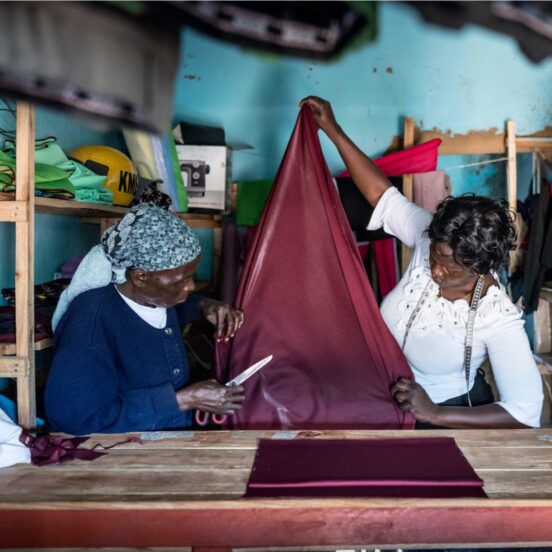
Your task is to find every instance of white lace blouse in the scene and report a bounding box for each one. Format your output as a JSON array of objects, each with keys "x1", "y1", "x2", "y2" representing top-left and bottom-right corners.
[{"x1": 368, "y1": 187, "x2": 543, "y2": 427}]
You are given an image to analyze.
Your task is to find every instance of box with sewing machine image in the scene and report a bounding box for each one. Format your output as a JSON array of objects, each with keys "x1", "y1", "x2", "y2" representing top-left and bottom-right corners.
[{"x1": 176, "y1": 144, "x2": 231, "y2": 213}]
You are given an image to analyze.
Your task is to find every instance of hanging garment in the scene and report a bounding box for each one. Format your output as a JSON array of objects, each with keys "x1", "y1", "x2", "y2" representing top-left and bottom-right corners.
[
  {"x1": 373, "y1": 239, "x2": 397, "y2": 297},
  {"x1": 412, "y1": 170, "x2": 448, "y2": 213},
  {"x1": 215, "y1": 107, "x2": 414, "y2": 430},
  {"x1": 523, "y1": 176, "x2": 552, "y2": 314}
]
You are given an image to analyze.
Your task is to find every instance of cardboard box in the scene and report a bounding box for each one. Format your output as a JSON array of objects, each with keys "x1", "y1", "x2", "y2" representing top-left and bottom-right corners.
[{"x1": 176, "y1": 145, "x2": 231, "y2": 212}]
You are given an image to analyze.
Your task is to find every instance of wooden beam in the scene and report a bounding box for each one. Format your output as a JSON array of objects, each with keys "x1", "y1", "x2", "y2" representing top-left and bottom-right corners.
[
  {"x1": 0, "y1": 338, "x2": 53, "y2": 356},
  {"x1": 506, "y1": 120, "x2": 519, "y2": 274},
  {"x1": 0, "y1": 201, "x2": 28, "y2": 222},
  {"x1": 15, "y1": 102, "x2": 36, "y2": 430},
  {"x1": 401, "y1": 117, "x2": 415, "y2": 273},
  {"x1": 0, "y1": 357, "x2": 28, "y2": 377}
]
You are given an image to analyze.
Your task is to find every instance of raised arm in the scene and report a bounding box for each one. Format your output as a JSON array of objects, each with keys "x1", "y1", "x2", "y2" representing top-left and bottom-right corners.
[{"x1": 300, "y1": 96, "x2": 391, "y2": 208}]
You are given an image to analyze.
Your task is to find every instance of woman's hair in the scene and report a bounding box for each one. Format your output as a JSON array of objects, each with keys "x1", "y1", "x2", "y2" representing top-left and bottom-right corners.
[{"x1": 426, "y1": 194, "x2": 517, "y2": 274}]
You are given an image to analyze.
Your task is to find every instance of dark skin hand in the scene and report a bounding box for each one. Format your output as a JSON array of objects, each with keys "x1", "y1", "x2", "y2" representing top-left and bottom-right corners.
[
  {"x1": 391, "y1": 378, "x2": 528, "y2": 429},
  {"x1": 300, "y1": 96, "x2": 391, "y2": 208},
  {"x1": 295, "y1": 100, "x2": 531, "y2": 430},
  {"x1": 117, "y1": 259, "x2": 246, "y2": 415},
  {"x1": 176, "y1": 379, "x2": 246, "y2": 415},
  {"x1": 199, "y1": 297, "x2": 245, "y2": 342}
]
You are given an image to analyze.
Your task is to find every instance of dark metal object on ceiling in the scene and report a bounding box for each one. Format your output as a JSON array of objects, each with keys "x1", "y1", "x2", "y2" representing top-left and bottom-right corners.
[
  {"x1": 171, "y1": 1, "x2": 377, "y2": 61},
  {"x1": 0, "y1": 1, "x2": 548, "y2": 134},
  {"x1": 0, "y1": 1, "x2": 180, "y2": 134},
  {"x1": 408, "y1": 1, "x2": 552, "y2": 63}
]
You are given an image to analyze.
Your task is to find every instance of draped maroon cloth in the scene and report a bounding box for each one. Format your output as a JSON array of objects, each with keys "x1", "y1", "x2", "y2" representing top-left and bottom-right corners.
[
  {"x1": 216, "y1": 107, "x2": 414, "y2": 429},
  {"x1": 245, "y1": 438, "x2": 487, "y2": 498}
]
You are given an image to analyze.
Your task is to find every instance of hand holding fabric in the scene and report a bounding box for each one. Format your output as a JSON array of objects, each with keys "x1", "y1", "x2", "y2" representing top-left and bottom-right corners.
[
  {"x1": 176, "y1": 380, "x2": 245, "y2": 415},
  {"x1": 391, "y1": 378, "x2": 439, "y2": 424},
  {"x1": 201, "y1": 298, "x2": 244, "y2": 342},
  {"x1": 299, "y1": 96, "x2": 341, "y2": 138}
]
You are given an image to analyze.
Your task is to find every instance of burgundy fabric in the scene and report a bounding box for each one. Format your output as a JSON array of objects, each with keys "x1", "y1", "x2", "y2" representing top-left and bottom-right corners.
[
  {"x1": 245, "y1": 438, "x2": 487, "y2": 498},
  {"x1": 373, "y1": 238, "x2": 397, "y2": 297},
  {"x1": 220, "y1": 221, "x2": 240, "y2": 304},
  {"x1": 0, "y1": 307, "x2": 52, "y2": 343},
  {"x1": 339, "y1": 138, "x2": 442, "y2": 178},
  {"x1": 216, "y1": 107, "x2": 414, "y2": 430},
  {"x1": 19, "y1": 432, "x2": 141, "y2": 466}
]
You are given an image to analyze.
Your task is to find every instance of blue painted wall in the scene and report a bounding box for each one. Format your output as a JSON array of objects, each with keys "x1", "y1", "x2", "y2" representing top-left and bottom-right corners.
[
  {"x1": 2, "y1": 1, "x2": 550, "y2": 295},
  {"x1": 173, "y1": 2, "x2": 551, "y2": 198}
]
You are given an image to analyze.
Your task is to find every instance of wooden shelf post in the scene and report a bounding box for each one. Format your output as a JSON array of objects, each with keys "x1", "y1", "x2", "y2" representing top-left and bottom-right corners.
[
  {"x1": 15, "y1": 101, "x2": 36, "y2": 429},
  {"x1": 506, "y1": 120, "x2": 519, "y2": 274},
  {"x1": 402, "y1": 116, "x2": 415, "y2": 273}
]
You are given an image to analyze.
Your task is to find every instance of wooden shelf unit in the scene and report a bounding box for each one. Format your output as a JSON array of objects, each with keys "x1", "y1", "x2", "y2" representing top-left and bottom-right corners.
[
  {"x1": 0, "y1": 102, "x2": 223, "y2": 429},
  {"x1": 398, "y1": 118, "x2": 552, "y2": 274}
]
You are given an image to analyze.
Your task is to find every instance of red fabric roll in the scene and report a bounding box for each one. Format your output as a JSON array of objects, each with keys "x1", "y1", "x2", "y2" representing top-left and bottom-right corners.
[
  {"x1": 338, "y1": 138, "x2": 442, "y2": 178},
  {"x1": 216, "y1": 107, "x2": 414, "y2": 429}
]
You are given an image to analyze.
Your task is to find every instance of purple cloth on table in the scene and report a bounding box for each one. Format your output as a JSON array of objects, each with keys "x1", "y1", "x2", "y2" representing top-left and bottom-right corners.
[{"x1": 245, "y1": 437, "x2": 487, "y2": 498}]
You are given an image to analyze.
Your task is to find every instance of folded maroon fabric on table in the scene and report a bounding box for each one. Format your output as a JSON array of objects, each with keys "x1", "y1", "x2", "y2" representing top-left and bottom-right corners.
[{"x1": 245, "y1": 437, "x2": 486, "y2": 498}]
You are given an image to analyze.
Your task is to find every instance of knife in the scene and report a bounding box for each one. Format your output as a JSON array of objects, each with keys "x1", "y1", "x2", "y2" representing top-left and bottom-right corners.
[{"x1": 226, "y1": 355, "x2": 273, "y2": 387}]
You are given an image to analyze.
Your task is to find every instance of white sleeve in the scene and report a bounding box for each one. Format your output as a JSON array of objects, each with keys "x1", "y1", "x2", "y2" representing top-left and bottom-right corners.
[
  {"x1": 367, "y1": 187, "x2": 433, "y2": 248},
  {"x1": 485, "y1": 313, "x2": 544, "y2": 427}
]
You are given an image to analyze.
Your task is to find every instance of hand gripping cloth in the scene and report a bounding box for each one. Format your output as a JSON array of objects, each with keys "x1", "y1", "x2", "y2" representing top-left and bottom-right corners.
[{"x1": 216, "y1": 107, "x2": 414, "y2": 429}]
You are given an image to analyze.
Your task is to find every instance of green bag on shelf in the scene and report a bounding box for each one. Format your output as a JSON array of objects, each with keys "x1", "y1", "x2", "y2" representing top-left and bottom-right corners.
[
  {"x1": 236, "y1": 179, "x2": 273, "y2": 226},
  {"x1": 3, "y1": 139, "x2": 112, "y2": 203},
  {"x1": 0, "y1": 150, "x2": 76, "y2": 199}
]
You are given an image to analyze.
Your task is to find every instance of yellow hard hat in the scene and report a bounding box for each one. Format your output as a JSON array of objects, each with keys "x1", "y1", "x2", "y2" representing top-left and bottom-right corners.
[{"x1": 70, "y1": 145, "x2": 138, "y2": 206}]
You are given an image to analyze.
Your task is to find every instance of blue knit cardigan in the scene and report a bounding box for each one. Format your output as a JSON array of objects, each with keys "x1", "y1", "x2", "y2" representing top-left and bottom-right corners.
[{"x1": 45, "y1": 284, "x2": 202, "y2": 434}]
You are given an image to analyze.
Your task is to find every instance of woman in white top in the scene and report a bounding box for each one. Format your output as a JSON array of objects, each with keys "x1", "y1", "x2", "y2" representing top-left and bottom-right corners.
[{"x1": 302, "y1": 96, "x2": 543, "y2": 429}]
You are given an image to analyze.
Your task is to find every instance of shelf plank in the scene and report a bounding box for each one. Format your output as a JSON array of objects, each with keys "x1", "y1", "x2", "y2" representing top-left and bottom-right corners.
[
  {"x1": 0, "y1": 194, "x2": 222, "y2": 227},
  {"x1": 0, "y1": 200, "x2": 28, "y2": 222},
  {"x1": 0, "y1": 338, "x2": 53, "y2": 357}
]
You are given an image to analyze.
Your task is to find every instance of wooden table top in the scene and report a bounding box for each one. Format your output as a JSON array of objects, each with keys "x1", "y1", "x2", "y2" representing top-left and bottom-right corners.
[{"x1": 2, "y1": 428, "x2": 552, "y2": 549}]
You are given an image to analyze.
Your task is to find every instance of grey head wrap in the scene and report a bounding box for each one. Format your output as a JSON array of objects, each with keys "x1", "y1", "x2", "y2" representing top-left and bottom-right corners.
[{"x1": 52, "y1": 203, "x2": 201, "y2": 330}]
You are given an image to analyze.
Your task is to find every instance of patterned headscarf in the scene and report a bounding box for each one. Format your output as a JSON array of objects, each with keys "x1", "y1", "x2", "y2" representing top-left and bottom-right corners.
[
  {"x1": 52, "y1": 203, "x2": 201, "y2": 330},
  {"x1": 101, "y1": 202, "x2": 201, "y2": 272}
]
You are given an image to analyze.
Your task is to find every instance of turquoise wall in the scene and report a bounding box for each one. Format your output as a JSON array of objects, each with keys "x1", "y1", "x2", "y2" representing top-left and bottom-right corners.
[
  {"x1": 2, "y1": 1, "x2": 551, "y2": 295},
  {"x1": 173, "y1": 2, "x2": 551, "y2": 197}
]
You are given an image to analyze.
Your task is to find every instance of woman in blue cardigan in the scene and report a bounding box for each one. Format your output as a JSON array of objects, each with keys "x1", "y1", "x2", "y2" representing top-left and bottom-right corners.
[{"x1": 45, "y1": 203, "x2": 245, "y2": 434}]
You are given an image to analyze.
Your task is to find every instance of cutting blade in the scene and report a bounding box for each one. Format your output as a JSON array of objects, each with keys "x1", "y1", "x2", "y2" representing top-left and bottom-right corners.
[{"x1": 226, "y1": 355, "x2": 273, "y2": 387}]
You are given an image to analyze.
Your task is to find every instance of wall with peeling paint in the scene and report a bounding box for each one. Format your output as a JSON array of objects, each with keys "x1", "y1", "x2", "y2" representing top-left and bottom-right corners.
[{"x1": 173, "y1": 2, "x2": 551, "y2": 199}]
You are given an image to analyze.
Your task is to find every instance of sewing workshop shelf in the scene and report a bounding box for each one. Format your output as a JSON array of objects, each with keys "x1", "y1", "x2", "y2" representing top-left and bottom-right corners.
[
  {"x1": 0, "y1": 338, "x2": 53, "y2": 357},
  {"x1": 0, "y1": 193, "x2": 223, "y2": 228}
]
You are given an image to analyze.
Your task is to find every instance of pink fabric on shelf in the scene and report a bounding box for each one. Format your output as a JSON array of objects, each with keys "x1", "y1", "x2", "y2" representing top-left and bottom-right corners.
[
  {"x1": 215, "y1": 106, "x2": 414, "y2": 430},
  {"x1": 339, "y1": 139, "x2": 442, "y2": 178},
  {"x1": 413, "y1": 170, "x2": 448, "y2": 213}
]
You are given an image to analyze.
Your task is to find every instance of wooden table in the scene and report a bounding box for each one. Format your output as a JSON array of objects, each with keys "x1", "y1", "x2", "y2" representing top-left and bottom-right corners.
[{"x1": 1, "y1": 429, "x2": 552, "y2": 550}]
